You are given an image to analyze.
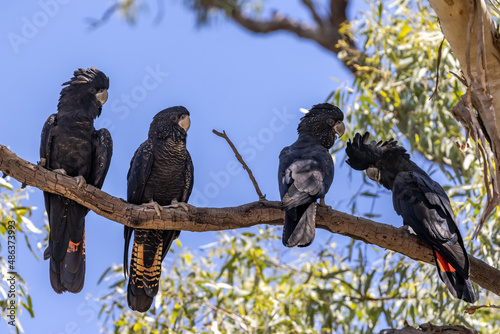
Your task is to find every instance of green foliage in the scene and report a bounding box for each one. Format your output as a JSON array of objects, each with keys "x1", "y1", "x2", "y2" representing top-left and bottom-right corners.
[
  {"x1": 186, "y1": 0, "x2": 241, "y2": 24},
  {"x1": 92, "y1": 0, "x2": 500, "y2": 331},
  {"x1": 0, "y1": 178, "x2": 42, "y2": 333},
  {"x1": 333, "y1": 0, "x2": 471, "y2": 178},
  {"x1": 97, "y1": 228, "x2": 500, "y2": 333},
  {"x1": 331, "y1": 0, "x2": 500, "y2": 261},
  {"x1": 326, "y1": 0, "x2": 496, "y2": 247},
  {"x1": 109, "y1": 0, "x2": 266, "y2": 26},
  {"x1": 328, "y1": 1, "x2": 500, "y2": 329}
]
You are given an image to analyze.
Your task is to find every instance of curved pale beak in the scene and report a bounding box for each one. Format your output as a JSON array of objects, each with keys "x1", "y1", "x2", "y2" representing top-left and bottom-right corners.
[
  {"x1": 179, "y1": 115, "x2": 191, "y2": 132},
  {"x1": 366, "y1": 166, "x2": 381, "y2": 183},
  {"x1": 96, "y1": 89, "x2": 108, "y2": 105},
  {"x1": 334, "y1": 121, "x2": 345, "y2": 138}
]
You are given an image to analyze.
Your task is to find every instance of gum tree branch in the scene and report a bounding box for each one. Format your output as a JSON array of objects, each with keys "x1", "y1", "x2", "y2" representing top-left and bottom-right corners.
[
  {"x1": 1, "y1": 143, "x2": 500, "y2": 298},
  {"x1": 329, "y1": 0, "x2": 349, "y2": 27},
  {"x1": 194, "y1": 0, "x2": 472, "y2": 176},
  {"x1": 379, "y1": 323, "x2": 478, "y2": 334},
  {"x1": 465, "y1": 303, "x2": 500, "y2": 314},
  {"x1": 212, "y1": 129, "x2": 266, "y2": 200},
  {"x1": 429, "y1": 0, "x2": 500, "y2": 232},
  {"x1": 300, "y1": 0, "x2": 324, "y2": 27},
  {"x1": 194, "y1": 0, "x2": 358, "y2": 73}
]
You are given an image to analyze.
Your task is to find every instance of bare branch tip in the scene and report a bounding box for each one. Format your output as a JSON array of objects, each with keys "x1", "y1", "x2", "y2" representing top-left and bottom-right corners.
[
  {"x1": 212, "y1": 129, "x2": 223, "y2": 137},
  {"x1": 212, "y1": 128, "x2": 265, "y2": 201}
]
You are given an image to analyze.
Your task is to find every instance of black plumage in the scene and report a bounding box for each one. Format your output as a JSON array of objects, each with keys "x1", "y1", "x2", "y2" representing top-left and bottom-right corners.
[
  {"x1": 40, "y1": 67, "x2": 112, "y2": 293},
  {"x1": 278, "y1": 103, "x2": 345, "y2": 247},
  {"x1": 124, "y1": 106, "x2": 193, "y2": 312},
  {"x1": 345, "y1": 132, "x2": 476, "y2": 303}
]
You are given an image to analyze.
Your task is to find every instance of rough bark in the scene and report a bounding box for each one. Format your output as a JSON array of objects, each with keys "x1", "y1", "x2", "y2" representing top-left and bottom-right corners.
[
  {"x1": 429, "y1": 0, "x2": 500, "y2": 134},
  {"x1": 1, "y1": 143, "x2": 500, "y2": 297},
  {"x1": 193, "y1": 0, "x2": 358, "y2": 73},
  {"x1": 194, "y1": 0, "x2": 500, "y2": 230},
  {"x1": 380, "y1": 323, "x2": 478, "y2": 334},
  {"x1": 213, "y1": 0, "x2": 500, "y2": 228},
  {"x1": 192, "y1": 0, "x2": 473, "y2": 173},
  {"x1": 429, "y1": 0, "x2": 500, "y2": 230}
]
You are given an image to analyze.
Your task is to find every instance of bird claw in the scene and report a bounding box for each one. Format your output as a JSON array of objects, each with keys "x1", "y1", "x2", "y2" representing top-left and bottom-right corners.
[
  {"x1": 75, "y1": 176, "x2": 87, "y2": 190},
  {"x1": 165, "y1": 200, "x2": 190, "y2": 213},
  {"x1": 144, "y1": 200, "x2": 163, "y2": 217},
  {"x1": 53, "y1": 168, "x2": 68, "y2": 175},
  {"x1": 39, "y1": 158, "x2": 47, "y2": 167},
  {"x1": 318, "y1": 198, "x2": 332, "y2": 210},
  {"x1": 399, "y1": 225, "x2": 410, "y2": 232},
  {"x1": 43, "y1": 247, "x2": 51, "y2": 260}
]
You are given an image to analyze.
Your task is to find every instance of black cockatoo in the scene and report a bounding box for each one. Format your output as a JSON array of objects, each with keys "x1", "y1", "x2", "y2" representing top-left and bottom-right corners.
[
  {"x1": 278, "y1": 103, "x2": 345, "y2": 247},
  {"x1": 124, "y1": 106, "x2": 193, "y2": 312},
  {"x1": 40, "y1": 67, "x2": 112, "y2": 293},
  {"x1": 345, "y1": 132, "x2": 476, "y2": 303}
]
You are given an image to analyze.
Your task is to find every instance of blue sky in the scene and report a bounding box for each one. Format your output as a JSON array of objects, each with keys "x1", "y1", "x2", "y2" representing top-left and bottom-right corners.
[{"x1": 0, "y1": 1, "x2": 405, "y2": 333}]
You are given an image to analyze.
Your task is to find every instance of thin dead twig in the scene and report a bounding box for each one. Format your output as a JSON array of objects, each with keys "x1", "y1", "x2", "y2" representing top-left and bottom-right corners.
[
  {"x1": 465, "y1": 303, "x2": 500, "y2": 314},
  {"x1": 212, "y1": 129, "x2": 266, "y2": 201},
  {"x1": 430, "y1": 38, "x2": 445, "y2": 100},
  {"x1": 301, "y1": 0, "x2": 324, "y2": 27}
]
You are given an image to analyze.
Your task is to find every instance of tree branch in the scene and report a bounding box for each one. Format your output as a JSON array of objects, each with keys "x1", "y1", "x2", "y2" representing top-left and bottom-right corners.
[
  {"x1": 1, "y1": 143, "x2": 500, "y2": 298},
  {"x1": 380, "y1": 323, "x2": 478, "y2": 334},
  {"x1": 429, "y1": 0, "x2": 500, "y2": 232},
  {"x1": 465, "y1": 303, "x2": 500, "y2": 314},
  {"x1": 195, "y1": 1, "x2": 357, "y2": 73},
  {"x1": 300, "y1": 0, "x2": 324, "y2": 27},
  {"x1": 212, "y1": 129, "x2": 266, "y2": 200},
  {"x1": 329, "y1": 0, "x2": 349, "y2": 28}
]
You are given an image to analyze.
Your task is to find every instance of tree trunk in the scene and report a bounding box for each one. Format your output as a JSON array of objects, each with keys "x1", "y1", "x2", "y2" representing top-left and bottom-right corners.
[{"x1": 429, "y1": 0, "x2": 500, "y2": 228}]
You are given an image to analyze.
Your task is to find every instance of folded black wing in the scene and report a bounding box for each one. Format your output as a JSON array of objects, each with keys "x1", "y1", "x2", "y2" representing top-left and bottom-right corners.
[
  {"x1": 278, "y1": 144, "x2": 334, "y2": 211},
  {"x1": 392, "y1": 171, "x2": 468, "y2": 277},
  {"x1": 88, "y1": 128, "x2": 113, "y2": 189},
  {"x1": 124, "y1": 140, "x2": 154, "y2": 277}
]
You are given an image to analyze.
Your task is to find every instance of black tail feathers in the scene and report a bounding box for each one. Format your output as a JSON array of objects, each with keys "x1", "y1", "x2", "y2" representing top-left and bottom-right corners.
[
  {"x1": 128, "y1": 283, "x2": 155, "y2": 313},
  {"x1": 433, "y1": 250, "x2": 476, "y2": 303},
  {"x1": 282, "y1": 202, "x2": 317, "y2": 248},
  {"x1": 46, "y1": 195, "x2": 86, "y2": 294},
  {"x1": 47, "y1": 234, "x2": 86, "y2": 294}
]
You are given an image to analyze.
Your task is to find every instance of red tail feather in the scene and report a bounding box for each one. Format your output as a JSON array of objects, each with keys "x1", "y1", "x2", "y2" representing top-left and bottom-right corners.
[{"x1": 436, "y1": 251, "x2": 456, "y2": 272}]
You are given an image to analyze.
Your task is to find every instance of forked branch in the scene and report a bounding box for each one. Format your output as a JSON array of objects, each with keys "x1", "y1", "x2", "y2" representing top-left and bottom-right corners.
[
  {"x1": 212, "y1": 129, "x2": 266, "y2": 200},
  {"x1": 1, "y1": 144, "x2": 500, "y2": 298}
]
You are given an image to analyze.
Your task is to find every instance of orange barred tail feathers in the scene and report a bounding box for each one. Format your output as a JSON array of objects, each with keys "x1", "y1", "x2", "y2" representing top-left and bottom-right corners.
[
  {"x1": 433, "y1": 250, "x2": 476, "y2": 303},
  {"x1": 127, "y1": 230, "x2": 163, "y2": 312},
  {"x1": 127, "y1": 229, "x2": 179, "y2": 312}
]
